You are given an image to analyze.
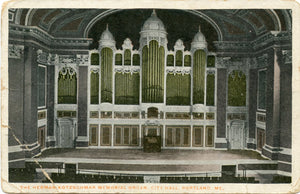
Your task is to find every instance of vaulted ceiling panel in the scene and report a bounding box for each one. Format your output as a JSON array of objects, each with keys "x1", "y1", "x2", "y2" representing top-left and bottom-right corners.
[{"x1": 11, "y1": 8, "x2": 291, "y2": 50}]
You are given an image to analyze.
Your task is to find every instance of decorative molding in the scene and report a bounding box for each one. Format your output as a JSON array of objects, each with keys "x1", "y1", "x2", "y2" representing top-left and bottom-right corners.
[
  {"x1": 213, "y1": 31, "x2": 291, "y2": 52},
  {"x1": 282, "y1": 50, "x2": 292, "y2": 64},
  {"x1": 9, "y1": 24, "x2": 92, "y2": 47},
  {"x1": 122, "y1": 38, "x2": 133, "y2": 50},
  {"x1": 76, "y1": 54, "x2": 89, "y2": 66},
  {"x1": 207, "y1": 70, "x2": 215, "y2": 75},
  {"x1": 76, "y1": 136, "x2": 89, "y2": 142},
  {"x1": 251, "y1": 31, "x2": 292, "y2": 50},
  {"x1": 48, "y1": 53, "x2": 60, "y2": 65},
  {"x1": 90, "y1": 68, "x2": 100, "y2": 73},
  {"x1": 59, "y1": 66, "x2": 77, "y2": 76},
  {"x1": 166, "y1": 67, "x2": 191, "y2": 75},
  {"x1": 37, "y1": 49, "x2": 87, "y2": 67},
  {"x1": 174, "y1": 39, "x2": 185, "y2": 50},
  {"x1": 213, "y1": 41, "x2": 250, "y2": 51},
  {"x1": 59, "y1": 55, "x2": 76, "y2": 65},
  {"x1": 114, "y1": 66, "x2": 140, "y2": 74},
  {"x1": 36, "y1": 49, "x2": 59, "y2": 65},
  {"x1": 8, "y1": 44, "x2": 24, "y2": 59},
  {"x1": 216, "y1": 56, "x2": 249, "y2": 74}
]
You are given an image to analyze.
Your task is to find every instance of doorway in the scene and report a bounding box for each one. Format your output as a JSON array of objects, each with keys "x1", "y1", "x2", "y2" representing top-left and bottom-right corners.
[
  {"x1": 38, "y1": 126, "x2": 46, "y2": 149},
  {"x1": 57, "y1": 119, "x2": 75, "y2": 148},
  {"x1": 228, "y1": 120, "x2": 245, "y2": 149},
  {"x1": 256, "y1": 128, "x2": 265, "y2": 151}
]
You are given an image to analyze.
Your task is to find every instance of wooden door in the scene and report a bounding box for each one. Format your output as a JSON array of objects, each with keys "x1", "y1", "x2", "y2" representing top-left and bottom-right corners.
[
  {"x1": 58, "y1": 119, "x2": 74, "y2": 148},
  {"x1": 228, "y1": 121, "x2": 244, "y2": 149},
  {"x1": 38, "y1": 126, "x2": 46, "y2": 149}
]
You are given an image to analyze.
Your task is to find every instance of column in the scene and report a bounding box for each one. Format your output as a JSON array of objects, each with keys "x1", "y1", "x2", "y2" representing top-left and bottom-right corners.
[
  {"x1": 77, "y1": 65, "x2": 88, "y2": 147},
  {"x1": 248, "y1": 68, "x2": 258, "y2": 149},
  {"x1": 215, "y1": 68, "x2": 227, "y2": 148},
  {"x1": 262, "y1": 48, "x2": 281, "y2": 159}
]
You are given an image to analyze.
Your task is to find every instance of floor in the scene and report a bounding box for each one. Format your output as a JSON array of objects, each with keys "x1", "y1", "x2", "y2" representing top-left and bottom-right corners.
[{"x1": 38, "y1": 148, "x2": 267, "y2": 161}]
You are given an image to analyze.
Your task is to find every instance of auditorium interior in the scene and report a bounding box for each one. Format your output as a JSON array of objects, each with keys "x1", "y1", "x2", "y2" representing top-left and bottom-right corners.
[{"x1": 8, "y1": 8, "x2": 292, "y2": 183}]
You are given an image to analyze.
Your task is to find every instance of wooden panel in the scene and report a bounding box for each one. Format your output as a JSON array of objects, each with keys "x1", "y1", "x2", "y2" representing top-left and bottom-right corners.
[
  {"x1": 205, "y1": 126, "x2": 215, "y2": 147},
  {"x1": 114, "y1": 125, "x2": 139, "y2": 146},
  {"x1": 193, "y1": 112, "x2": 204, "y2": 119},
  {"x1": 90, "y1": 111, "x2": 99, "y2": 118},
  {"x1": 257, "y1": 127, "x2": 266, "y2": 151},
  {"x1": 123, "y1": 127, "x2": 130, "y2": 145},
  {"x1": 131, "y1": 127, "x2": 138, "y2": 145},
  {"x1": 101, "y1": 111, "x2": 112, "y2": 118},
  {"x1": 148, "y1": 107, "x2": 158, "y2": 118},
  {"x1": 206, "y1": 112, "x2": 215, "y2": 120},
  {"x1": 166, "y1": 112, "x2": 191, "y2": 119},
  {"x1": 100, "y1": 125, "x2": 111, "y2": 146},
  {"x1": 193, "y1": 126, "x2": 203, "y2": 147},
  {"x1": 115, "y1": 127, "x2": 121, "y2": 145},
  {"x1": 166, "y1": 126, "x2": 190, "y2": 147},
  {"x1": 89, "y1": 125, "x2": 98, "y2": 146},
  {"x1": 38, "y1": 111, "x2": 46, "y2": 120},
  {"x1": 167, "y1": 127, "x2": 173, "y2": 146},
  {"x1": 183, "y1": 127, "x2": 189, "y2": 145},
  {"x1": 57, "y1": 111, "x2": 76, "y2": 118},
  {"x1": 114, "y1": 112, "x2": 139, "y2": 119},
  {"x1": 257, "y1": 113, "x2": 266, "y2": 122}
]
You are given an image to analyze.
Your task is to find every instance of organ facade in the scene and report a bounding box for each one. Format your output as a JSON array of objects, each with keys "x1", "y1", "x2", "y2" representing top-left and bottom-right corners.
[{"x1": 79, "y1": 11, "x2": 221, "y2": 149}]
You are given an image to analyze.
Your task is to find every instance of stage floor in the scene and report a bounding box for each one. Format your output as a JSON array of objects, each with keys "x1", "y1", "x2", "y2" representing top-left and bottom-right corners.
[
  {"x1": 26, "y1": 148, "x2": 277, "y2": 174},
  {"x1": 38, "y1": 148, "x2": 267, "y2": 161}
]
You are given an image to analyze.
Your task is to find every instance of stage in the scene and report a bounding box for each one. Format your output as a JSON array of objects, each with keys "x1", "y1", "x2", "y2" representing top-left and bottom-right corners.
[{"x1": 25, "y1": 148, "x2": 279, "y2": 182}]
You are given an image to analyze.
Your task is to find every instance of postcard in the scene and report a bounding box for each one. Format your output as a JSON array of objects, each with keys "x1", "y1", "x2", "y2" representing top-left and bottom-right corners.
[{"x1": 1, "y1": 0, "x2": 300, "y2": 193}]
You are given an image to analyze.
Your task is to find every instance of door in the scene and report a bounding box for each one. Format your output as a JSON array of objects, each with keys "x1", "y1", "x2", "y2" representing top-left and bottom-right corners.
[
  {"x1": 228, "y1": 120, "x2": 245, "y2": 149},
  {"x1": 257, "y1": 128, "x2": 265, "y2": 151},
  {"x1": 38, "y1": 126, "x2": 46, "y2": 149},
  {"x1": 57, "y1": 119, "x2": 74, "y2": 148}
]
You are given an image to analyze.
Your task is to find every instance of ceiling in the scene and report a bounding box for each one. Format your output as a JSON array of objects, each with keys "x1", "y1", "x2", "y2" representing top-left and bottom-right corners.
[{"x1": 10, "y1": 9, "x2": 291, "y2": 51}]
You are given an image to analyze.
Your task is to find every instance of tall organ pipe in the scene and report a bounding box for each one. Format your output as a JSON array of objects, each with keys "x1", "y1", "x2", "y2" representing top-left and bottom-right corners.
[
  {"x1": 142, "y1": 40, "x2": 165, "y2": 103},
  {"x1": 101, "y1": 47, "x2": 113, "y2": 103},
  {"x1": 193, "y1": 49, "x2": 206, "y2": 104}
]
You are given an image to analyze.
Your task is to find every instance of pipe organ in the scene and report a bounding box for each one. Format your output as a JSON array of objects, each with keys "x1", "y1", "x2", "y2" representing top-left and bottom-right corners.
[{"x1": 86, "y1": 10, "x2": 220, "y2": 149}]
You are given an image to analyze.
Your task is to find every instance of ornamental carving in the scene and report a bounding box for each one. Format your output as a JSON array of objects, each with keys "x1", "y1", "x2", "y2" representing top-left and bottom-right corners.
[
  {"x1": 8, "y1": 44, "x2": 24, "y2": 59},
  {"x1": 59, "y1": 67, "x2": 76, "y2": 76},
  {"x1": 122, "y1": 38, "x2": 133, "y2": 50},
  {"x1": 114, "y1": 66, "x2": 140, "y2": 74},
  {"x1": 282, "y1": 50, "x2": 292, "y2": 64},
  {"x1": 59, "y1": 55, "x2": 76, "y2": 65},
  {"x1": 174, "y1": 39, "x2": 185, "y2": 50},
  {"x1": 48, "y1": 53, "x2": 59, "y2": 65},
  {"x1": 90, "y1": 68, "x2": 100, "y2": 73},
  {"x1": 36, "y1": 49, "x2": 59, "y2": 65},
  {"x1": 216, "y1": 56, "x2": 249, "y2": 73},
  {"x1": 166, "y1": 67, "x2": 191, "y2": 75},
  {"x1": 76, "y1": 54, "x2": 89, "y2": 66}
]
